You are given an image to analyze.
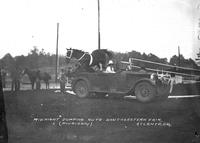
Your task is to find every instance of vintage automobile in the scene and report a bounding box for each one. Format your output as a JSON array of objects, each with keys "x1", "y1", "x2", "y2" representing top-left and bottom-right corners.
[{"x1": 71, "y1": 71, "x2": 171, "y2": 103}]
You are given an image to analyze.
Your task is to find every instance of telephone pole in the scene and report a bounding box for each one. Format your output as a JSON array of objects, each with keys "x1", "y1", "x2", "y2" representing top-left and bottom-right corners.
[
  {"x1": 196, "y1": 48, "x2": 200, "y2": 60},
  {"x1": 55, "y1": 23, "x2": 59, "y2": 83},
  {"x1": 98, "y1": 0, "x2": 100, "y2": 50},
  {"x1": 178, "y1": 46, "x2": 181, "y2": 66},
  {"x1": 196, "y1": 48, "x2": 200, "y2": 66}
]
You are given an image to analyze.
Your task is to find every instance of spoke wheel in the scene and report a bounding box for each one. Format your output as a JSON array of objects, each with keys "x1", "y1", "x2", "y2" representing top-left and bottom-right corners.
[
  {"x1": 135, "y1": 81, "x2": 156, "y2": 103},
  {"x1": 74, "y1": 80, "x2": 89, "y2": 98}
]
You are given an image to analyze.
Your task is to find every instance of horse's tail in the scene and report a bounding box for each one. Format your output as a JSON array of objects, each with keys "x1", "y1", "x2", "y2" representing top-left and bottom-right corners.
[{"x1": 100, "y1": 49, "x2": 113, "y2": 59}]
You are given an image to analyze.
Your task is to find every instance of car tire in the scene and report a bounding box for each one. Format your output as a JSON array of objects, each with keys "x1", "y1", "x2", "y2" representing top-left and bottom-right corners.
[
  {"x1": 134, "y1": 81, "x2": 156, "y2": 103},
  {"x1": 74, "y1": 80, "x2": 89, "y2": 98}
]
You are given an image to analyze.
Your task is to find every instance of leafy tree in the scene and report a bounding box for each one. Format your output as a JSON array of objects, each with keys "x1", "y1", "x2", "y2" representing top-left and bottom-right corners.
[
  {"x1": 15, "y1": 55, "x2": 26, "y2": 69},
  {"x1": 27, "y1": 46, "x2": 39, "y2": 69}
]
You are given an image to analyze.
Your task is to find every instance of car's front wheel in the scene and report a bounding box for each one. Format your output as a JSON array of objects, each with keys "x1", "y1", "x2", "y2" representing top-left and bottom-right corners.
[
  {"x1": 74, "y1": 80, "x2": 89, "y2": 98},
  {"x1": 134, "y1": 81, "x2": 156, "y2": 103}
]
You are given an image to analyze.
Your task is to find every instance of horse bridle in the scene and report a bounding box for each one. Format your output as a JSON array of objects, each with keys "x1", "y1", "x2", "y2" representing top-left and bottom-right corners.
[
  {"x1": 66, "y1": 49, "x2": 93, "y2": 66},
  {"x1": 78, "y1": 52, "x2": 93, "y2": 66},
  {"x1": 66, "y1": 49, "x2": 73, "y2": 59},
  {"x1": 78, "y1": 53, "x2": 86, "y2": 61}
]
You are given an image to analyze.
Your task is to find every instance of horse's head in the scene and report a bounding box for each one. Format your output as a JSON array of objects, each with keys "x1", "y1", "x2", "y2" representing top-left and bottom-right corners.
[
  {"x1": 66, "y1": 48, "x2": 85, "y2": 63},
  {"x1": 66, "y1": 48, "x2": 73, "y2": 61}
]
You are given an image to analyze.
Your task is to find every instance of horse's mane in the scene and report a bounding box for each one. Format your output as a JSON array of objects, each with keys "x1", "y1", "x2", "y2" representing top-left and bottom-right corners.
[
  {"x1": 67, "y1": 48, "x2": 86, "y2": 53},
  {"x1": 73, "y1": 49, "x2": 86, "y2": 53}
]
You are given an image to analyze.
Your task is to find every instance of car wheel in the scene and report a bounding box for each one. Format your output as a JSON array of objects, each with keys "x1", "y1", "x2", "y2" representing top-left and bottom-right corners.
[
  {"x1": 74, "y1": 80, "x2": 89, "y2": 98},
  {"x1": 135, "y1": 81, "x2": 156, "y2": 103}
]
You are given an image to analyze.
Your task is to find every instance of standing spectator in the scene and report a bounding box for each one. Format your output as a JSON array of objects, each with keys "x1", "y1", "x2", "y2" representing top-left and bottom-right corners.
[
  {"x1": 59, "y1": 69, "x2": 66, "y2": 93},
  {"x1": 11, "y1": 67, "x2": 21, "y2": 91},
  {"x1": 66, "y1": 67, "x2": 73, "y2": 86},
  {"x1": 1, "y1": 69, "x2": 6, "y2": 88},
  {"x1": 65, "y1": 68, "x2": 69, "y2": 87},
  {"x1": 169, "y1": 72, "x2": 176, "y2": 94},
  {"x1": 36, "y1": 70, "x2": 41, "y2": 90}
]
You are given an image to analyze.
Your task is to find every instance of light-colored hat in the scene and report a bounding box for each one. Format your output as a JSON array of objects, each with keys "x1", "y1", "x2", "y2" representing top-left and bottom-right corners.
[{"x1": 107, "y1": 60, "x2": 114, "y2": 65}]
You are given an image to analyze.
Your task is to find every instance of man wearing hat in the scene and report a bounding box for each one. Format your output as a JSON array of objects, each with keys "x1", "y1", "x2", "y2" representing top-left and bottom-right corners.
[{"x1": 105, "y1": 60, "x2": 115, "y2": 73}]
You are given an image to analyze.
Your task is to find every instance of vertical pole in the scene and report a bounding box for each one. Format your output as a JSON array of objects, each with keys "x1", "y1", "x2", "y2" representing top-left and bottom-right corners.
[
  {"x1": 0, "y1": 68, "x2": 8, "y2": 143},
  {"x1": 98, "y1": 0, "x2": 100, "y2": 50},
  {"x1": 178, "y1": 46, "x2": 180, "y2": 66},
  {"x1": 55, "y1": 23, "x2": 59, "y2": 83}
]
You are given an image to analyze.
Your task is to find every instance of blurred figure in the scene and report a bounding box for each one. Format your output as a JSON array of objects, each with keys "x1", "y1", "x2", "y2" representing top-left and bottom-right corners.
[
  {"x1": 139, "y1": 66, "x2": 147, "y2": 73},
  {"x1": 127, "y1": 63, "x2": 134, "y2": 71},
  {"x1": 126, "y1": 58, "x2": 134, "y2": 71},
  {"x1": 65, "y1": 67, "x2": 72, "y2": 87},
  {"x1": 150, "y1": 73, "x2": 159, "y2": 81}
]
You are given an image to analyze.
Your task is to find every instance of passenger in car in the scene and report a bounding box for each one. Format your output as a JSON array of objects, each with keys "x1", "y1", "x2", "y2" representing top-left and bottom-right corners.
[{"x1": 105, "y1": 60, "x2": 115, "y2": 73}]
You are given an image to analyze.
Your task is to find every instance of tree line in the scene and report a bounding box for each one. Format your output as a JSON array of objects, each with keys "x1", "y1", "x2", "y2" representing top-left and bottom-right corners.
[
  {"x1": 0, "y1": 47, "x2": 199, "y2": 72},
  {"x1": 0, "y1": 47, "x2": 66, "y2": 70},
  {"x1": 113, "y1": 50, "x2": 199, "y2": 70}
]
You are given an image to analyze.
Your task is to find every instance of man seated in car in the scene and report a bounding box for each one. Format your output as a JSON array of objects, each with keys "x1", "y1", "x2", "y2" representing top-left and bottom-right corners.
[{"x1": 105, "y1": 60, "x2": 115, "y2": 73}]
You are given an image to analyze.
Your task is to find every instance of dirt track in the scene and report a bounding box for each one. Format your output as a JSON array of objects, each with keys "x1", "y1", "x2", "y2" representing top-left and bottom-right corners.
[{"x1": 3, "y1": 89, "x2": 200, "y2": 143}]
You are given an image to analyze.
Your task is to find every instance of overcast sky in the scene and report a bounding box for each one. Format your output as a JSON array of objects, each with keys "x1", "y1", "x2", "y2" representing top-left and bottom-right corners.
[{"x1": 0, "y1": 0, "x2": 199, "y2": 60}]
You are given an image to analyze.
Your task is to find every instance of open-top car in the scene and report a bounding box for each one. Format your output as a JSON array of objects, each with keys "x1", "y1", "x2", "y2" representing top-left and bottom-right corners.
[{"x1": 71, "y1": 71, "x2": 171, "y2": 103}]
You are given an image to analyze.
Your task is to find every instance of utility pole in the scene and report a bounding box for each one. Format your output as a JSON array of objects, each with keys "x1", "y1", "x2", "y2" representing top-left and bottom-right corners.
[
  {"x1": 98, "y1": 0, "x2": 100, "y2": 50},
  {"x1": 196, "y1": 48, "x2": 200, "y2": 66},
  {"x1": 196, "y1": 48, "x2": 200, "y2": 60},
  {"x1": 178, "y1": 46, "x2": 181, "y2": 66},
  {"x1": 55, "y1": 23, "x2": 59, "y2": 83}
]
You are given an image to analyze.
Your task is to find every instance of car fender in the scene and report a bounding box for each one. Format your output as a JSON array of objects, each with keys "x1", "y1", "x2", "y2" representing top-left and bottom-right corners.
[{"x1": 128, "y1": 78, "x2": 156, "y2": 94}]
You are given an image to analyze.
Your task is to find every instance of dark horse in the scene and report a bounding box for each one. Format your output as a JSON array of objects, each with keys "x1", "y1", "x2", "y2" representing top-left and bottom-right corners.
[
  {"x1": 66, "y1": 48, "x2": 113, "y2": 72},
  {"x1": 23, "y1": 68, "x2": 51, "y2": 89}
]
